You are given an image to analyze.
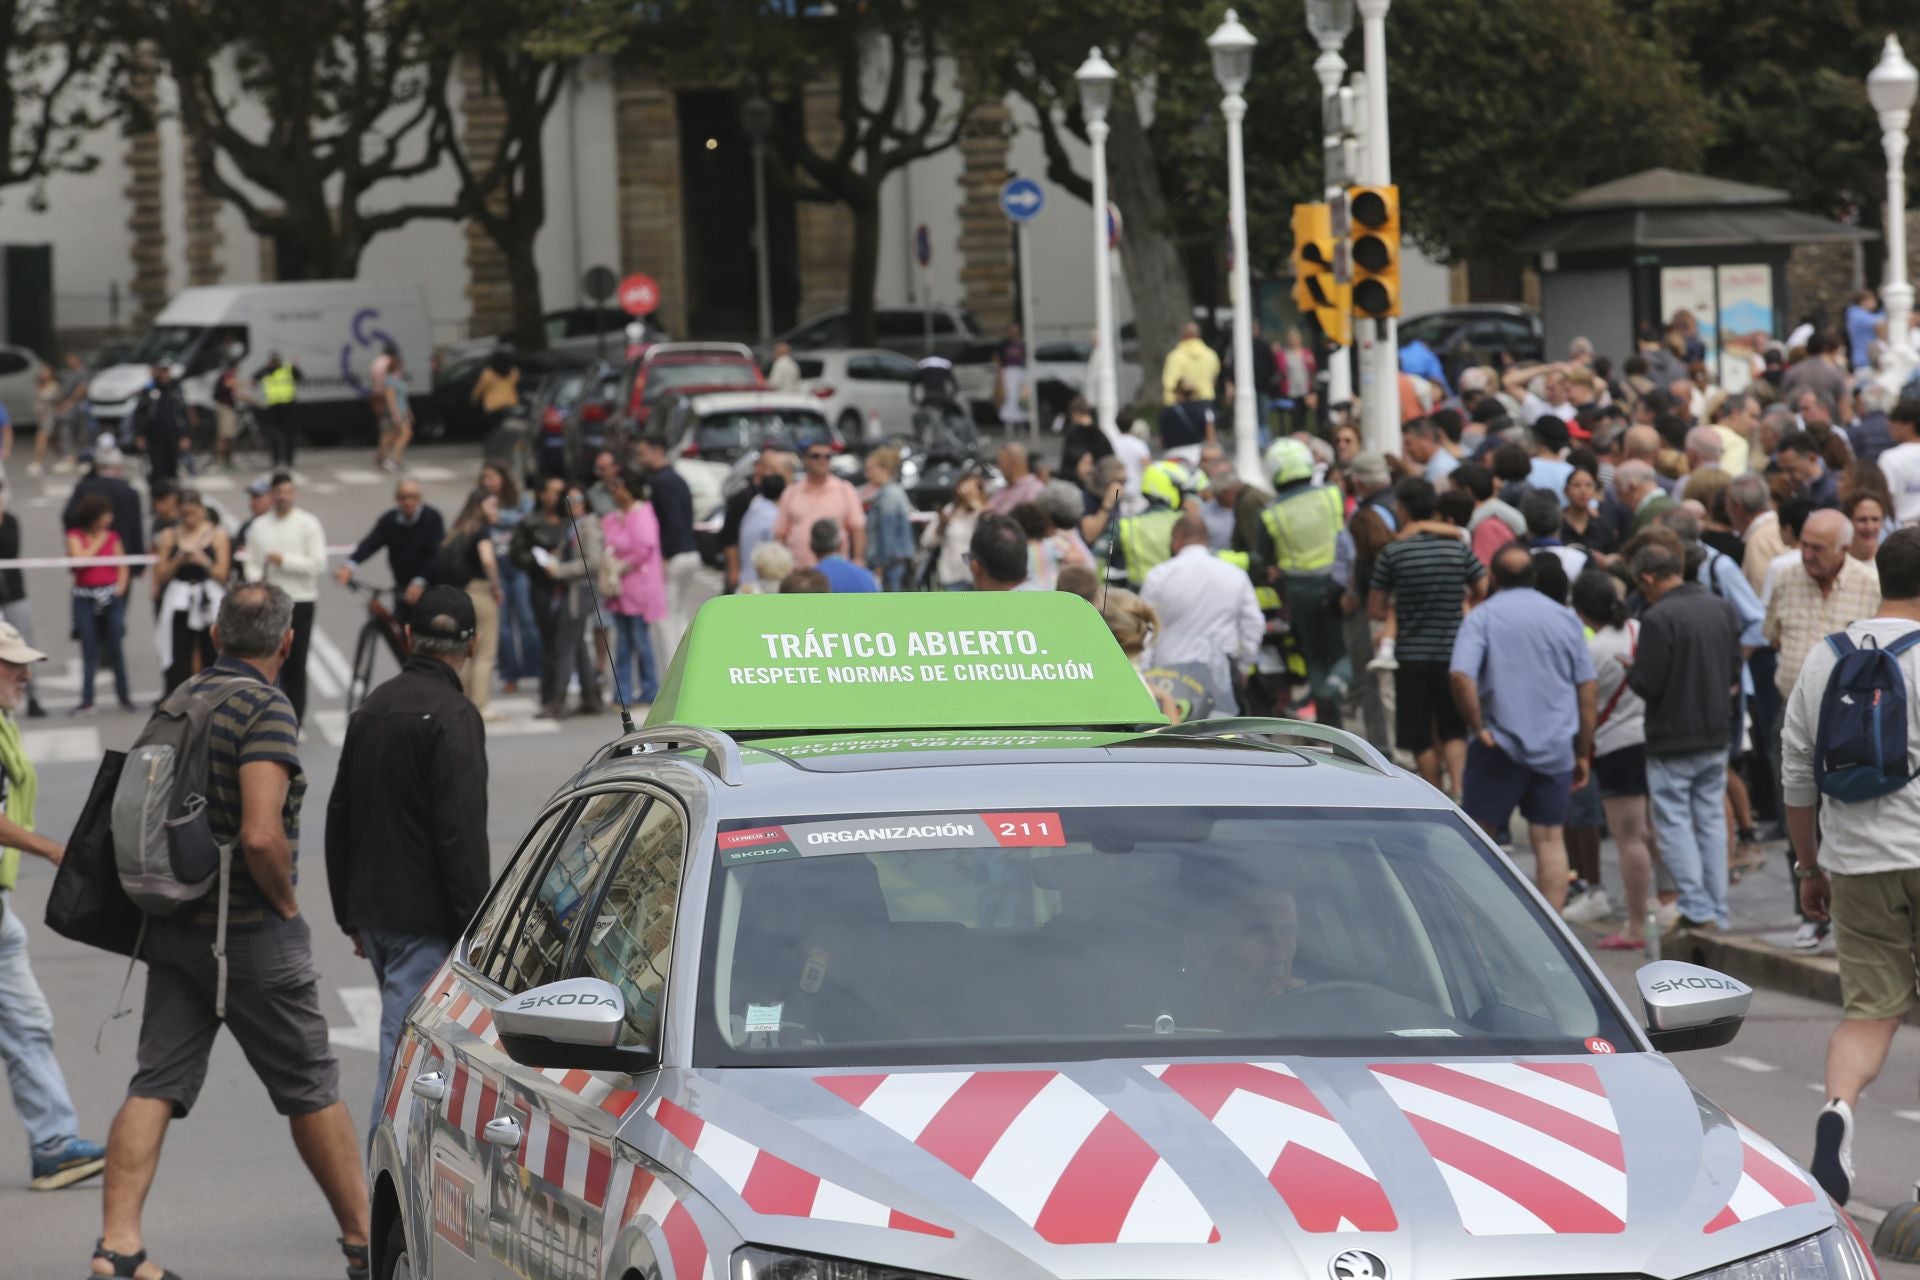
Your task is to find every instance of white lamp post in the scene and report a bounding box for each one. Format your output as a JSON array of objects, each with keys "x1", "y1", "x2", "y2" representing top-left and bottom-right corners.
[
  {"x1": 1076, "y1": 47, "x2": 1120, "y2": 437},
  {"x1": 1306, "y1": 0, "x2": 1355, "y2": 409},
  {"x1": 1869, "y1": 34, "x2": 1918, "y2": 392},
  {"x1": 1355, "y1": 0, "x2": 1398, "y2": 457},
  {"x1": 741, "y1": 96, "x2": 776, "y2": 354},
  {"x1": 1208, "y1": 10, "x2": 1261, "y2": 485}
]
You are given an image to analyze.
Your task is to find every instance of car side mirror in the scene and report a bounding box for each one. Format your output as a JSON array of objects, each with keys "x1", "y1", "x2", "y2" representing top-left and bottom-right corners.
[
  {"x1": 492, "y1": 977, "x2": 657, "y2": 1073},
  {"x1": 1635, "y1": 960, "x2": 1751, "y2": 1052}
]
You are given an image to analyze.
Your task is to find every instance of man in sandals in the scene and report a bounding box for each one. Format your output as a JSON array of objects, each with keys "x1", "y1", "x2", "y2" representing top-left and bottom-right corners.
[{"x1": 90, "y1": 583, "x2": 370, "y2": 1280}]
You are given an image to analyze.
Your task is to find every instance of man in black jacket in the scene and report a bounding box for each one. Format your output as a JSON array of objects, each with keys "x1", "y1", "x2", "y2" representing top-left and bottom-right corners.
[
  {"x1": 332, "y1": 478, "x2": 445, "y2": 622},
  {"x1": 636, "y1": 432, "x2": 701, "y2": 659},
  {"x1": 1627, "y1": 542, "x2": 1744, "y2": 930},
  {"x1": 324, "y1": 585, "x2": 488, "y2": 1139},
  {"x1": 128, "y1": 364, "x2": 192, "y2": 483}
]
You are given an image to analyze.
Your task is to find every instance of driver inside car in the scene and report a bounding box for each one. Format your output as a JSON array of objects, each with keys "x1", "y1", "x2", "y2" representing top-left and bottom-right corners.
[{"x1": 1180, "y1": 881, "x2": 1307, "y2": 1029}]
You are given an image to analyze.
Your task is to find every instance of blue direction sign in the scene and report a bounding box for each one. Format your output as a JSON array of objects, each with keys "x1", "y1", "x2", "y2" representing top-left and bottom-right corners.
[{"x1": 999, "y1": 176, "x2": 1046, "y2": 223}]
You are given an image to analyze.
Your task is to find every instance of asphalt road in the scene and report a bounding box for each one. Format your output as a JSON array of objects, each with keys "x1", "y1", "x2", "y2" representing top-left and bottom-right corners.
[{"x1": 1, "y1": 444, "x2": 1917, "y2": 1277}]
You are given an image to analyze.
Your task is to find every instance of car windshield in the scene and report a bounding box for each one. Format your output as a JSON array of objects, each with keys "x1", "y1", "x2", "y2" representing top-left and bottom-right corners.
[
  {"x1": 132, "y1": 325, "x2": 208, "y2": 366},
  {"x1": 697, "y1": 806, "x2": 1629, "y2": 1067},
  {"x1": 647, "y1": 361, "x2": 760, "y2": 396},
  {"x1": 694, "y1": 410, "x2": 834, "y2": 457}
]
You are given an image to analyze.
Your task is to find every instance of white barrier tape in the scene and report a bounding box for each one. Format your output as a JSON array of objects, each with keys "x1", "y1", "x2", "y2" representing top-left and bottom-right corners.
[{"x1": 0, "y1": 544, "x2": 362, "y2": 570}]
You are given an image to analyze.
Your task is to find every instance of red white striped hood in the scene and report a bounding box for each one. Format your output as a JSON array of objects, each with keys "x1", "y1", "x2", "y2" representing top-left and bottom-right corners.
[{"x1": 630, "y1": 1054, "x2": 1837, "y2": 1280}]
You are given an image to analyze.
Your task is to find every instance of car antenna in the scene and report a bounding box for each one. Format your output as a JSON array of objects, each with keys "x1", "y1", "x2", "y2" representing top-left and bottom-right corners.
[
  {"x1": 1098, "y1": 478, "x2": 1120, "y2": 617},
  {"x1": 567, "y1": 499, "x2": 637, "y2": 738}
]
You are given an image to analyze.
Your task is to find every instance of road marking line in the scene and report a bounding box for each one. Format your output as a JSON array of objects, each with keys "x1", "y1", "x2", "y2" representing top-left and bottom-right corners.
[
  {"x1": 407, "y1": 465, "x2": 454, "y2": 482},
  {"x1": 309, "y1": 626, "x2": 356, "y2": 692},
  {"x1": 310, "y1": 709, "x2": 349, "y2": 746},
  {"x1": 19, "y1": 727, "x2": 102, "y2": 764},
  {"x1": 1721, "y1": 1057, "x2": 1778, "y2": 1073},
  {"x1": 1806, "y1": 1083, "x2": 1826, "y2": 1093},
  {"x1": 335, "y1": 469, "x2": 384, "y2": 485},
  {"x1": 329, "y1": 986, "x2": 382, "y2": 1053},
  {"x1": 486, "y1": 717, "x2": 559, "y2": 737},
  {"x1": 1896, "y1": 1110, "x2": 1920, "y2": 1123}
]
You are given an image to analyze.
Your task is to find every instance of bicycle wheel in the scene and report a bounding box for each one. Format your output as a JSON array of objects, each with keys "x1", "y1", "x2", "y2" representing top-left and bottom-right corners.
[{"x1": 348, "y1": 620, "x2": 383, "y2": 711}]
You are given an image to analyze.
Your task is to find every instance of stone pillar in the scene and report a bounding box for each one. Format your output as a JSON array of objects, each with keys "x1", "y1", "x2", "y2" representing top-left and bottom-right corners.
[
  {"x1": 460, "y1": 56, "x2": 514, "y2": 340},
  {"x1": 794, "y1": 81, "x2": 853, "y2": 325},
  {"x1": 181, "y1": 127, "x2": 224, "y2": 287},
  {"x1": 956, "y1": 101, "x2": 1014, "y2": 334},
  {"x1": 123, "y1": 50, "x2": 168, "y2": 329},
  {"x1": 613, "y1": 65, "x2": 688, "y2": 339}
]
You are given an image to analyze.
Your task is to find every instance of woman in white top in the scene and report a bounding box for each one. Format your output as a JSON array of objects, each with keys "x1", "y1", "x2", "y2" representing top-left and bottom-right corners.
[
  {"x1": 922, "y1": 470, "x2": 986, "y2": 590},
  {"x1": 1572, "y1": 569, "x2": 1656, "y2": 951}
]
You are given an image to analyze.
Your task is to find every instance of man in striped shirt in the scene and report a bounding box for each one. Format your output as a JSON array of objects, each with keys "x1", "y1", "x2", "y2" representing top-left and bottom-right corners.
[
  {"x1": 1371, "y1": 476, "x2": 1487, "y2": 790},
  {"x1": 92, "y1": 583, "x2": 370, "y2": 1280}
]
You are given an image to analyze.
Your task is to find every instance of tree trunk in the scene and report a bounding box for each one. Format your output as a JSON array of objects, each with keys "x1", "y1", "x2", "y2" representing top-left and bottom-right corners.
[
  {"x1": 1106, "y1": 98, "x2": 1191, "y2": 415},
  {"x1": 845, "y1": 184, "x2": 882, "y2": 347},
  {"x1": 504, "y1": 227, "x2": 546, "y2": 352}
]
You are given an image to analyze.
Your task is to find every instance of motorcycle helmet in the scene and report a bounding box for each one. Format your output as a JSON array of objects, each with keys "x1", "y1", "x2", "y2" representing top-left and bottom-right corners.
[{"x1": 1265, "y1": 437, "x2": 1315, "y2": 488}]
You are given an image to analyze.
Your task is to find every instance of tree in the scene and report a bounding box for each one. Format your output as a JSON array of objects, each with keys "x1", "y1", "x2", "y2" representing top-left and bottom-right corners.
[
  {"x1": 1627, "y1": 0, "x2": 1920, "y2": 224},
  {"x1": 408, "y1": 0, "x2": 636, "y2": 349},
  {"x1": 0, "y1": 0, "x2": 114, "y2": 201},
  {"x1": 657, "y1": 0, "x2": 986, "y2": 347},
  {"x1": 100, "y1": 0, "x2": 459, "y2": 279}
]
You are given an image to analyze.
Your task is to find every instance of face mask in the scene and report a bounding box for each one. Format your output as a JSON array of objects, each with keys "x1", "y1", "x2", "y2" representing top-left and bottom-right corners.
[{"x1": 761, "y1": 475, "x2": 787, "y2": 501}]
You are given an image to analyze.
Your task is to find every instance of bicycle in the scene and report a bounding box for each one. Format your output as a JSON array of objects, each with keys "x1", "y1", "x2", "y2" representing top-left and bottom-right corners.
[
  {"x1": 342, "y1": 578, "x2": 409, "y2": 711},
  {"x1": 186, "y1": 400, "x2": 269, "y2": 476}
]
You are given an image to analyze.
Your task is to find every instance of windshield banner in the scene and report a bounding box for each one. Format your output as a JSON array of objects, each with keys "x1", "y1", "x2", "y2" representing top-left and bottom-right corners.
[{"x1": 718, "y1": 811, "x2": 1065, "y2": 866}]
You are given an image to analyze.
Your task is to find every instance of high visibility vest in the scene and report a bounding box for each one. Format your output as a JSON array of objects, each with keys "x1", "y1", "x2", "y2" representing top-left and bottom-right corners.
[
  {"x1": 1116, "y1": 508, "x2": 1178, "y2": 587},
  {"x1": 1260, "y1": 483, "x2": 1344, "y2": 574},
  {"x1": 261, "y1": 364, "x2": 297, "y2": 406}
]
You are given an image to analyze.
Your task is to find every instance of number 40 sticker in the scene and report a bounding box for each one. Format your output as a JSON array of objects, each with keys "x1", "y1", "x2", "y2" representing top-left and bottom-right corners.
[{"x1": 981, "y1": 812, "x2": 1066, "y2": 847}]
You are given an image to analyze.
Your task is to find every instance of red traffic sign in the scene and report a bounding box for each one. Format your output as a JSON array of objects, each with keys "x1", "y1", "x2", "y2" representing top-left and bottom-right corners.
[{"x1": 619, "y1": 272, "x2": 660, "y2": 317}]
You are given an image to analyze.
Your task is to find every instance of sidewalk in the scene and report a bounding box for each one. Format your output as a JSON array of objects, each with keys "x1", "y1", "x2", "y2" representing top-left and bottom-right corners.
[{"x1": 1512, "y1": 826, "x2": 1893, "y2": 1013}]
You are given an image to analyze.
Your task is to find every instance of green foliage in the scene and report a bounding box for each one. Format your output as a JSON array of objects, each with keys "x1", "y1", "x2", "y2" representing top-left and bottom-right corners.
[
  {"x1": 1632, "y1": 0, "x2": 1920, "y2": 219},
  {"x1": 0, "y1": 0, "x2": 113, "y2": 196}
]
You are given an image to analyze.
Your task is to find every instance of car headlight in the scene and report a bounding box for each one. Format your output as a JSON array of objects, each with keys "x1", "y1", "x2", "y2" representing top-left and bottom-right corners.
[
  {"x1": 1690, "y1": 1229, "x2": 1878, "y2": 1280},
  {"x1": 734, "y1": 1246, "x2": 949, "y2": 1280}
]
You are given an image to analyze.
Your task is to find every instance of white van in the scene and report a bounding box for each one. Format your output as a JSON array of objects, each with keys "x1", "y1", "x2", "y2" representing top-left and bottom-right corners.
[{"x1": 88, "y1": 280, "x2": 433, "y2": 440}]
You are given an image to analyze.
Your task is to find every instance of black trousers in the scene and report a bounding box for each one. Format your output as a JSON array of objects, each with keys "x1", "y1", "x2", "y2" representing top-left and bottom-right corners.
[
  {"x1": 164, "y1": 615, "x2": 216, "y2": 696},
  {"x1": 279, "y1": 601, "x2": 314, "y2": 724},
  {"x1": 533, "y1": 585, "x2": 563, "y2": 707},
  {"x1": 261, "y1": 406, "x2": 296, "y2": 467}
]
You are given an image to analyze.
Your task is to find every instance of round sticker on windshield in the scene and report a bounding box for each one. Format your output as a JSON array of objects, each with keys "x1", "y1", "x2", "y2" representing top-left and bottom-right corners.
[{"x1": 1585, "y1": 1036, "x2": 1616, "y2": 1055}]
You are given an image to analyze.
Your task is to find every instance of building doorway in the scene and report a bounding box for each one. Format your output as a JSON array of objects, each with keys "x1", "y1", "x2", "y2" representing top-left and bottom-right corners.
[{"x1": 677, "y1": 89, "x2": 800, "y2": 341}]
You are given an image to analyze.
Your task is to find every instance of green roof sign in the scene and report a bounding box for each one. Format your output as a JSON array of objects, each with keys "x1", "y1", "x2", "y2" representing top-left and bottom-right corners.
[{"x1": 644, "y1": 592, "x2": 1167, "y2": 733}]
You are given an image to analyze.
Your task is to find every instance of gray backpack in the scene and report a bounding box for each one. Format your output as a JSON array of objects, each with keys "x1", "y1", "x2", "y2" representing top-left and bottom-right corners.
[{"x1": 111, "y1": 675, "x2": 255, "y2": 1013}]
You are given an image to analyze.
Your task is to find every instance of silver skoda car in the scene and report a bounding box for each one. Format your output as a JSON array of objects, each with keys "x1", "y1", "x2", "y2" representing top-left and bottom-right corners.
[{"x1": 369, "y1": 718, "x2": 1870, "y2": 1280}]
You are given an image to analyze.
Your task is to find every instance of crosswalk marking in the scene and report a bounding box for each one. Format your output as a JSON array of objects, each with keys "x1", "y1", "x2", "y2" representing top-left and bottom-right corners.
[
  {"x1": 406, "y1": 465, "x2": 454, "y2": 482},
  {"x1": 1721, "y1": 1056, "x2": 1778, "y2": 1074},
  {"x1": 19, "y1": 726, "x2": 103, "y2": 764},
  {"x1": 334, "y1": 469, "x2": 385, "y2": 485}
]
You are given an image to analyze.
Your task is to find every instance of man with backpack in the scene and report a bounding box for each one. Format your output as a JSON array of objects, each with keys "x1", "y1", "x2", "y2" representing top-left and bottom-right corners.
[
  {"x1": 1784, "y1": 527, "x2": 1920, "y2": 1208},
  {"x1": 91, "y1": 582, "x2": 369, "y2": 1280},
  {"x1": 324, "y1": 585, "x2": 489, "y2": 1142},
  {"x1": 0, "y1": 621, "x2": 105, "y2": 1190}
]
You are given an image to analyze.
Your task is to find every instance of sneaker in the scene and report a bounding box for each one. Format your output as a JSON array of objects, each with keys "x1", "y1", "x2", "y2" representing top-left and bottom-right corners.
[
  {"x1": 29, "y1": 1138, "x2": 104, "y2": 1190},
  {"x1": 1653, "y1": 901, "x2": 1681, "y2": 932},
  {"x1": 1810, "y1": 1100, "x2": 1854, "y2": 1205},
  {"x1": 1791, "y1": 920, "x2": 1829, "y2": 951},
  {"x1": 1562, "y1": 887, "x2": 1614, "y2": 924},
  {"x1": 24, "y1": 461, "x2": 40, "y2": 477},
  {"x1": 1366, "y1": 652, "x2": 1399, "y2": 672},
  {"x1": 66, "y1": 703, "x2": 93, "y2": 718}
]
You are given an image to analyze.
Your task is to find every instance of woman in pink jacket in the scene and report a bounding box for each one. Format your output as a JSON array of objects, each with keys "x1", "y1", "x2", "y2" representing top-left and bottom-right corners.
[{"x1": 600, "y1": 468, "x2": 667, "y2": 703}]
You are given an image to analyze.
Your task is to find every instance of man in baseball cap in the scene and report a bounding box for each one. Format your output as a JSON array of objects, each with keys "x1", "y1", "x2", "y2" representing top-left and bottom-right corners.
[
  {"x1": 325, "y1": 582, "x2": 489, "y2": 1148},
  {"x1": 0, "y1": 619, "x2": 108, "y2": 1191}
]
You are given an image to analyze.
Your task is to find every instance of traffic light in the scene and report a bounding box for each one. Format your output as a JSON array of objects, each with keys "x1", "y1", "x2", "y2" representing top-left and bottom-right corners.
[
  {"x1": 1289, "y1": 202, "x2": 1351, "y2": 348},
  {"x1": 1347, "y1": 184, "x2": 1400, "y2": 319}
]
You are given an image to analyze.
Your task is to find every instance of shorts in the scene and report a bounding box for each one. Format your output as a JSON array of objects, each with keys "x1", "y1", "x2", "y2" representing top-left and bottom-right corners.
[
  {"x1": 129, "y1": 913, "x2": 340, "y2": 1119},
  {"x1": 1462, "y1": 737, "x2": 1573, "y2": 830},
  {"x1": 1830, "y1": 868, "x2": 1920, "y2": 1021},
  {"x1": 214, "y1": 405, "x2": 238, "y2": 441},
  {"x1": 1393, "y1": 661, "x2": 1465, "y2": 752},
  {"x1": 1594, "y1": 743, "x2": 1648, "y2": 798}
]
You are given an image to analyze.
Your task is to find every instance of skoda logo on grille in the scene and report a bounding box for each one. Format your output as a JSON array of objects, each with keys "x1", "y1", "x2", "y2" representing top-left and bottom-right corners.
[{"x1": 1330, "y1": 1249, "x2": 1388, "y2": 1280}]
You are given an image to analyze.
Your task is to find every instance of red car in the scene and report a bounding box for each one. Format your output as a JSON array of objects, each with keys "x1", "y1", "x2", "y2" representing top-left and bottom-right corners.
[{"x1": 618, "y1": 342, "x2": 765, "y2": 436}]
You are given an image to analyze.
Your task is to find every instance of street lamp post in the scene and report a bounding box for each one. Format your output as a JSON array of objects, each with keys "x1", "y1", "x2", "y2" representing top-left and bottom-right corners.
[
  {"x1": 1355, "y1": 0, "x2": 1398, "y2": 456},
  {"x1": 741, "y1": 96, "x2": 776, "y2": 354},
  {"x1": 1306, "y1": 0, "x2": 1355, "y2": 410},
  {"x1": 1869, "y1": 34, "x2": 1918, "y2": 392},
  {"x1": 1209, "y1": 10, "x2": 1262, "y2": 486},
  {"x1": 1076, "y1": 48, "x2": 1120, "y2": 437}
]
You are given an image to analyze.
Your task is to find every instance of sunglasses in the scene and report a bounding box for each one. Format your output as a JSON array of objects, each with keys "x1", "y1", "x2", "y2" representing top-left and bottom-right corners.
[{"x1": 806, "y1": 451, "x2": 832, "y2": 461}]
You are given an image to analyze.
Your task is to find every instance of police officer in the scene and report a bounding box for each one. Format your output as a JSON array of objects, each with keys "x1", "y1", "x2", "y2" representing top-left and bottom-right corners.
[
  {"x1": 1113, "y1": 459, "x2": 1207, "y2": 588},
  {"x1": 251, "y1": 350, "x2": 302, "y2": 468},
  {"x1": 1258, "y1": 438, "x2": 1348, "y2": 728}
]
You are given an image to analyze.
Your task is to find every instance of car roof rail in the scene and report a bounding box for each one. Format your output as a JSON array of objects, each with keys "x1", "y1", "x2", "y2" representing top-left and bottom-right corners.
[
  {"x1": 1150, "y1": 717, "x2": 1393, "y2": 775},
  {"x1": 591, "y1": 723, "x2": 743, "y2": 786}
]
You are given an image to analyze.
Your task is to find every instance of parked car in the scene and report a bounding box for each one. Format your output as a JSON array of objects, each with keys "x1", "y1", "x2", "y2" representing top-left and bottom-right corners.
[
  {"x1": 427, "y1": 348, "x2": 588, "y2": 442},
  {"x1": 617, "y1": 343, "x2": 765, "y2": 437},
  {"x1": 658, "y1": 390, "x2": 851, "y2": 521},
  {"x1": 0, "y1": 343, "x2": 44, "y2": 428},
  {"x1": 778, "y1": 304, "x2": 984, "y2": 364},
  {"x1": 790, "y1": 348, "x2": 923, "y2": 443},
  {"x1": 1027, "y1": 339, "x2": 1146, "y2": 424},
  {"x1": 1397, "y1": 304, "x2": 1545, "y2": 387},
  {"x1": 438, "y1": 308, "x2": 632, "y2": 369},
  {"x1": 551, "y1": 362, "x2": 626, "y2": 481}
]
